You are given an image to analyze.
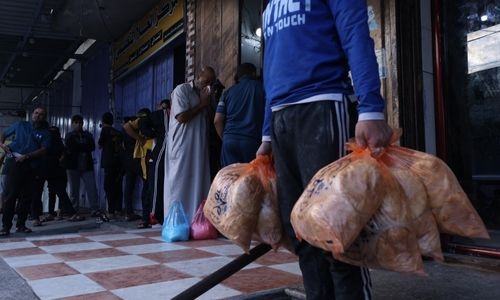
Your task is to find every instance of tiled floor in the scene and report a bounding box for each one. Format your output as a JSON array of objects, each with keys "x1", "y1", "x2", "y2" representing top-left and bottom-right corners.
[{"x1": 0, "y1": 227, "x2": 302, "y2": 300}]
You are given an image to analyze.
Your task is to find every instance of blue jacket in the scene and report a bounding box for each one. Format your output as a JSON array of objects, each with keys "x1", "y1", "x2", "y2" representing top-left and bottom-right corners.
[{"x1": 262, "y1": 0, "x2": 385, "y2": 139}]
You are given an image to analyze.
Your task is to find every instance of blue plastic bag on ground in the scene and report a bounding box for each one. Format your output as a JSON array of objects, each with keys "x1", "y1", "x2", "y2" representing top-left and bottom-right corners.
[{"x1": 162, "y1": 200, "x2": 190, "y2": 242}]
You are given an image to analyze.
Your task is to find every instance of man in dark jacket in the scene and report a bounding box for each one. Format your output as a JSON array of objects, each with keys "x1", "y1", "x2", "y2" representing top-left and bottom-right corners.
[
  {"x1": 65, "y1": 114, "x2": 105, "y2": 219},
  {"x1": 98, "y1": 112, "x2": 125, "y2": 218}
]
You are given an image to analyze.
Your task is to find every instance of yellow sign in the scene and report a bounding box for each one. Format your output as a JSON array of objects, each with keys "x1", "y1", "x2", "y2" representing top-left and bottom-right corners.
[{"x1": 112, "y1": 0, "x2": 184, "y2": 77}]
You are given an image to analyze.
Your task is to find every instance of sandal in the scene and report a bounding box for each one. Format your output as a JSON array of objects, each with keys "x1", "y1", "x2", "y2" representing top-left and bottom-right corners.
[
  {"x1": 137, "y1": 222, "x2": 152, "y2": 229},
  {"x1": 16, "y1": 226, "x2": 32, "y2": 233},
  {"x1": 0, "y1": 228, "x2": 10, "y2": 236},
  {"x1": 68, "y1": 214, "x2": 85, "y2": 222}
]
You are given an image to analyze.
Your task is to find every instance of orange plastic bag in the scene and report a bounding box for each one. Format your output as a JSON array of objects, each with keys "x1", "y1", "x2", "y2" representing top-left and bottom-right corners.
[
  {"x1": 190, "y1": 199, "x2": 219, "y2": 240},
  {"x1": 390, "y1": 168, "x2": 443, "y2": 261},
  {"x1": 379, "y1": 145, "x2": 489, "y2": 239},
  {"x1": 290, "y1": 146, "x2": 386, "y2": 255},
  {"x1": 205, "y1": 156, "x2": 279, "y2": 252},
  {"x1": 336, "y1": 162, "x2": 425, "y2": 274}
]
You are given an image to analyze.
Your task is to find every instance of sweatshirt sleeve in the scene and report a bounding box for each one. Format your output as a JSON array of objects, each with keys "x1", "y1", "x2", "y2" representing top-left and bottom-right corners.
[{"x1": 329, "y1": 0, "x2": 385, "y2": 116}]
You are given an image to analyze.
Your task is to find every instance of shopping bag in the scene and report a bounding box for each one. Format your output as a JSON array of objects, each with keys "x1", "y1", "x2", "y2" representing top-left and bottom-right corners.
[
  {"x1": 162, "y1": 200, "x2": 190, "y2": 242},
  {"x1": 190, "y1": 199, "x2": 219, "y2": 240}
]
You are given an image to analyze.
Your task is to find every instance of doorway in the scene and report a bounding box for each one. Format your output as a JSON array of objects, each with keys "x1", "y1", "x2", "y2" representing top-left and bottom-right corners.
[{"x1": 439, "y1": 0, "x2": 500, "y2": 256}]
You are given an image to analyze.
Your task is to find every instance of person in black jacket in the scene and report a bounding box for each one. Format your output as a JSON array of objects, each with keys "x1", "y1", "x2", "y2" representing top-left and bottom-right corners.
[
  {"x1": 98, "y1": 112, "x2": 125, "y2": 219},
  {"x1": 44, "y1": 126, "x2": 84, "y2": 221},
  {"x1": 65, "y1": 114, "x2": 105, "y2": 219}
]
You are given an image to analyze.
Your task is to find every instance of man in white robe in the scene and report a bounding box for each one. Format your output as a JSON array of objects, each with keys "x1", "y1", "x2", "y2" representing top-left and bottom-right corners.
[{"x1": 165, "y1": 66, "x2": 216, "y2": 223}]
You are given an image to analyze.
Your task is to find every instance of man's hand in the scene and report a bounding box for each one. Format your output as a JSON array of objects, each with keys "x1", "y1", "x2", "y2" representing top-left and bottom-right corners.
[
  {"x1": 256, "y1": 141, "x2": 272, "y2": 156},
  {"x1": 199, "y1": 86, "x2": 212, "y2": 108},
  {"x1": 355, "y1": 120, "x2": 393, "y2": 152}
]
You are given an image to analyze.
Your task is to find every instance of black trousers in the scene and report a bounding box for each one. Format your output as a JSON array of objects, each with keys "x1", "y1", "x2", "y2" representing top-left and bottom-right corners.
[
  {"x1": 103, "y1": 166, "x2": 124, "y2": 214},
  {"x1": 48, "y1": 174, "x2": 76, "y2": 215},
  {"x1": 123, "y1": 160, "x2": 142, "y2": 215},
  {"x1": 148, "y1": 150, "x2": 165, "y2": 224},
  {"x1": 271, "y1": 100, "x2": 371, "y2": 300},
  {"x1": 2, "y1": 158, "x2": 37, "y2": 230}
]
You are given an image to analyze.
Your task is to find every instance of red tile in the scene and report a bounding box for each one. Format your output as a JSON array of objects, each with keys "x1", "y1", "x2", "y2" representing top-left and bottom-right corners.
[
  {"x1": 16, "y1": 262, "x2": 78, "y2": 280},
  {"x1": 86, "y1": 264, "x2": 190, "y2": 290},
  {"x1": 0, "y1": 247, "x2": 45, "y2": 257},
  {"x1": 174, "y1": 238, "x2": 232, "y2": 248},
  {"x1": 31, "y1": 237, "x2": 93, "y2": 246},
  {"x1": 221, "y1": 266, "x2": 303, "y2": 294},
  {"x1": 53, "y1": 248, "x2": 128, "y2": 261},
  {"x1": 254, "y1": 250, "x2": 298, "y2": 266},
  {"x1": 101, "y1": 238, "x2": 162, "y2": 248},
  {"x1": 140, "y1": 248, "x2": 218, "y2": 263}
]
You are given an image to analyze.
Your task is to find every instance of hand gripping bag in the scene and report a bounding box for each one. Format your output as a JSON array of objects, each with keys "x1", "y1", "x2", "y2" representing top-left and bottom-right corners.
[
  {"x1": 162, "y1": 200, "x2": 190, "y2": 242},
  {"x1": 190, "y1": 199, "x2": 219, "y2": 240}
]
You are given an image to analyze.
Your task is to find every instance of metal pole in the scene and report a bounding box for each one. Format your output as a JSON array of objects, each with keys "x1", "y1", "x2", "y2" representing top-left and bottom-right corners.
[{"x1": 171, "y1": 243, "x2": 272, "y2": 300}]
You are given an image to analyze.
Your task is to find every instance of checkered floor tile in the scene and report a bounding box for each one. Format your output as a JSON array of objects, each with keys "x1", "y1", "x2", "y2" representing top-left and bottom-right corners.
[{"x1": 0, "y1": 227, "x2": 301, "y2": 299}]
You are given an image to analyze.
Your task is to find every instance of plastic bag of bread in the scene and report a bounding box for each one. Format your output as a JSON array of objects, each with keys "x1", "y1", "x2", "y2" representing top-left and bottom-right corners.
[
  {"x1": 379, "y1": 145, "x2": 489, "y2": 239},
  {"x1": 239, "y1": 155, "x2": 284, "y2": 250},
  {"x1": 204, "y1": 162, "x2": 265, "y2": 253},
  {"x1": 254, "y1": 176, "x2": 284, "y2": 250},
  {"x1": 335, "y1": 166, "x2": 425, "y2": 274},
  {"x1": 290, "y1": 145, "x2": 386, "y2": 255},
  {"x1": 390, "y1": 168, "x2": 443, "y2": 261}
]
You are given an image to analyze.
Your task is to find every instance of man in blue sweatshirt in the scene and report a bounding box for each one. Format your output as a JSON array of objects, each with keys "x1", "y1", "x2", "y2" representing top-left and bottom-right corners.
[{"x1": 257, "y1": 1, "x2": 393, "y2": 299}]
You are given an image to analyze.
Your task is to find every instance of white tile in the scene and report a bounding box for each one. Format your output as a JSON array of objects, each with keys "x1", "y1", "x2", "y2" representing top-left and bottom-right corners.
[
  {"x1": 39, "y1": 242, "x2": 110, "y2": 253},
  {"x1": 26, "y1": 233, "x2": 81, "y2": 241},
  {"x1": 198, "y1": 244, "x2": 246, "y2": 256},
  {"x1": 29, "y1": 274, "x2": 105, "y2": 299},
  {"x1": 117, "y1": 242, "x2": 188, "y2": 254},
  {"x1": 66, "y1": 254, "x2": 157, "y2": 273},
  {"x1": 111, "y1": 277, "x2": 241, "y2": 300},
  {"x1": 4, "y1": 254, "x2": 61, "y2": 268},
  {"x1": 0, "y1": 241, "x2": 35, "y2": 251},
  {"x1": 87, "y1": 233, "x2": 143, "y2": 242},
  {"x1": 269, "y1": 262, "x2": 302, "y2": 276}
]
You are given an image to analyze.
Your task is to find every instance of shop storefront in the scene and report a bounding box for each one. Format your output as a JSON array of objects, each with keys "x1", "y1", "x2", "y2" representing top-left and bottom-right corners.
[
  {"x1": 436, "y1": 0, "x2": 500, "y2": 257},
  {"x1": 112, "y1": 0, "x2": 186, "y2": 117}
]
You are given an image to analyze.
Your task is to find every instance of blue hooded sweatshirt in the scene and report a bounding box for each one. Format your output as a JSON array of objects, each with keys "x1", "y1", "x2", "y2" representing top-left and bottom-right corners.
[{"x1": 262, "y1": 0, "x2": 385, "y2": 140}]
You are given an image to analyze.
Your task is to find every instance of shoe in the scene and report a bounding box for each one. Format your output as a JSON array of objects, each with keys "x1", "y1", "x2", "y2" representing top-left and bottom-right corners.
[
  {"x1": 149, "y1": 212, "x2": 158, "y2": 225},
  {"x1": 16, "y1": 226, "x2": 32, "y2": 233},
  {"x1": 0, "y1": 227, "x2": 10, "y2": 236},
  {"x1": 32, "y1": 219, "x2": 43, "y2": 227},
  {"x1": 137, "y1": 222, "x2": 152, "y2": 229},
  {"x1": 68, "y1": 214, "x2": 85, "y2": 222}
]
